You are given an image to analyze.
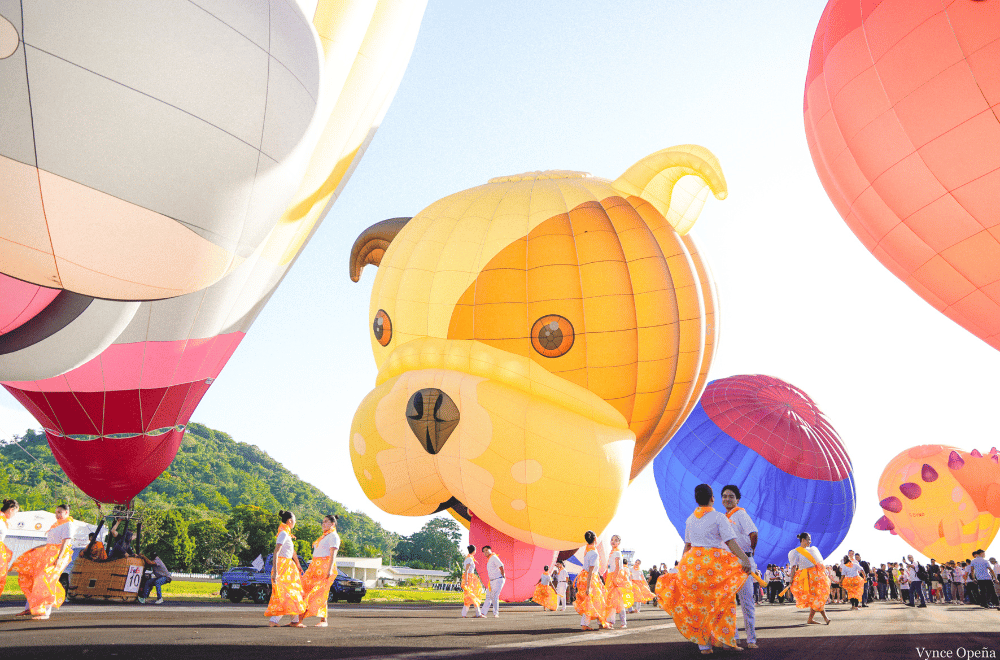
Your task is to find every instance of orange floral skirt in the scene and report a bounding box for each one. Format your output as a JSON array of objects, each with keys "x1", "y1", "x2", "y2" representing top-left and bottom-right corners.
[
  {"x1": 12, "y1": 544, "x2": 71, "y2": 615},
  {"x1": 840, "y1": 574, "x2": 863, "y2": 602},
  {"x1": 604, "y1": 567, "x2": 635, "y2": 615},
  {"x1": 632, "y1": 577, "x2": 654, "y2": 602},
  {"x1": 0, "y1": 543, "x2": 12, "y2": 597},
  {"x1": 531, "y1": 583, "x2": 558, "y2": 611},
  {"x1": 575, "y1": 569, "x2": 608, "y2": 625},
  {"x1": 301, "y1": 556, "x2": 336, "y2": 619},
  {"x1": 265, "y1": 556, "x2": 306, "y2": 618},
  {"x1": 462, "y1": 573, "x2": 486, "y2": 607},
  {"x1": 657, "y1": 547, "x2": 746, "y2": 648}
]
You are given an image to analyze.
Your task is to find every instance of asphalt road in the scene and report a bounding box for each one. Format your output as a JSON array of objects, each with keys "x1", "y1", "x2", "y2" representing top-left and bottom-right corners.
[{"x1": 1, "y1": 599, "x2": 997, "y2": 660}]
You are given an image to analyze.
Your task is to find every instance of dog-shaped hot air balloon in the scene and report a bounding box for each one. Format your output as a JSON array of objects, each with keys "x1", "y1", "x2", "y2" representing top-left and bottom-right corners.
[{"x1": 349, "y1": 146, "x2": 726, "y2": 600}]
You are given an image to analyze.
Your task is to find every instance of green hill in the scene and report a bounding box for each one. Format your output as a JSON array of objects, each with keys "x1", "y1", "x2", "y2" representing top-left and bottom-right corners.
[{"x1": 0, "y1": 423, "x2": 407, "y2": 571}]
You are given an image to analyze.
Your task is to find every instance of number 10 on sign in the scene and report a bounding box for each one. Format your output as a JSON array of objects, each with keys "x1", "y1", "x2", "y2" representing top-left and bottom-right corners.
[{"x1": 124, "y1": 565, "x2": 142, "y2": 593}]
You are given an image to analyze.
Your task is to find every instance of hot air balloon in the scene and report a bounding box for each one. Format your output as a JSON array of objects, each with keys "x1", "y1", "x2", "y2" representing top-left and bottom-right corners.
[
  {"x1": 804, "y1": 0, "x2": 1000, "y2": 351},
  {"x1": 652, "y1": 375, "x2": 855, "y2": 569},
  {"x1": 0, "y1": 0, "x2": 329, "y2": 301},
  {"x1": 0, "y1": 0, "x2": 429, "y2": 504},
  {"x1": 349, "y1": 145, "x2": 727, "y2": 600},
  {"x1": 875, "y1": 445, "x2": 1000, "y2": 563}
]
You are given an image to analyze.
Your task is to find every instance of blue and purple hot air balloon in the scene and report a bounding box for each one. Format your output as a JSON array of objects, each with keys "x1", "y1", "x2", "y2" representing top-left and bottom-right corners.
[{"x1": 653, "y1": 374, "x2": 855, "y2": 568}]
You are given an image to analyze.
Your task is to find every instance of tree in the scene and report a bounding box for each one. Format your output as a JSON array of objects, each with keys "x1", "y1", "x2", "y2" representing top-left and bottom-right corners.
[
  {"x1": 404, "y1": 517, "x2": 463, "y2": 570},
  {"x1": 150, "y1": 510, "x2": 194, "y2": 571},
  {"x1": 227, "y1": 505, "x2": 276, "y2": 565},
  {"x1": 339, "y1": 538, "x2": 359, "y2": 557},
  {"x1": 189, "y1": 519, "x2": 236, "y2": 573}
]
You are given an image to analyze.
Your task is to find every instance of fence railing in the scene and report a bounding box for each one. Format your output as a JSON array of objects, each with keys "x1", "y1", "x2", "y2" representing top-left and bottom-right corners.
[{"x1": 172, "y1": 572, "x2": 221, "y2": 580}]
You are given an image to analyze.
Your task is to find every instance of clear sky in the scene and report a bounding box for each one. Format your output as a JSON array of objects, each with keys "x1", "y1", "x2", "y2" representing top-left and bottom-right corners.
[{"x1": 2, "y1": 0, "x2": 998, "y2": 566}]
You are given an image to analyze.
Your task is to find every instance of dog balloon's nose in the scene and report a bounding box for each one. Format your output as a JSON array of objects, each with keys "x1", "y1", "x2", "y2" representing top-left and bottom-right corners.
[{"x1": 406, "y1": 388, "x2": 460, "y2": 454}]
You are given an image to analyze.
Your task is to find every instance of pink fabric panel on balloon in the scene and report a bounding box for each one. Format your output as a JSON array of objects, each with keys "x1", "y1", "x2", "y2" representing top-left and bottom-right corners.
[
  {"x1": 700, "y1": 374, "x2": 851, "y2": 482},
  {"x1": 470, "y1": 512, "x2": 554, "y2": 603},
  {"x1": 0, "y1": 273, "x2": 60, "y2": 335},
  {"x1": 5, "y1": 333, "x2": 244, "y2": 392}
]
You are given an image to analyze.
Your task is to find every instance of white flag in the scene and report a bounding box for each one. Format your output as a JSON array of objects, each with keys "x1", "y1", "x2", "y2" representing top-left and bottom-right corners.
[{"x1": 251, "y1": 554, "x2": 264, "y2": 571}]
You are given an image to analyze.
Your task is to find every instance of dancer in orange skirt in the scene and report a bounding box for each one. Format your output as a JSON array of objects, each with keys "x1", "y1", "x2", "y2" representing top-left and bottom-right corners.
[
  {"x1": 604, "y1": 535, "x2": 634, "y2": 628},
  {"x1": 576, "y1": 530, "x2": 611, "y2": 630},
  {"x1": 12, "y1": 503, "x2": 75, "y2": 619},
  {"x1": 461, "y1": 544, "x2": 486, "y2": 618},
  {"x1": 630, "y1": 559, "x2": 654, "y2": 613},
  {"x1": 301, "y1": 514, "x2": 340, "y2": 627},
  {"x1": 786, "y1": 533, "x2": 832, "y2": 623},
  {"x1": 0, "y1": 499, "x2": 19, "y2": 597},
  {"x1": 838, "y1": 552, "x2": 865, "y2": 611},
  {"x1": 266, "y1": 510, "x2": 306, "y2": 627},
  {"x1": 531, "y1": 565, "x2": 558, "y2": 611},
  {"x1": 657, "y1": 484, "x2": 751, "y2": 655}
]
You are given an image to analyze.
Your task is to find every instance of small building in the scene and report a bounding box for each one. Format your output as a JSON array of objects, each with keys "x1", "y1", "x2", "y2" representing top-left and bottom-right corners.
[
  {"x1": 376, "y1": 565, "x2": 451, "y2": 586},
  {"x1": 335, "y1": 556, "x2": 383, "y2": 588}
]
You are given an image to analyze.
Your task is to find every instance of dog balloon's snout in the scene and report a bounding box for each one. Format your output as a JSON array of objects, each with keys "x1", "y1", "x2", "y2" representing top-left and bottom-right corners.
[{"x1": 406, "y1": 388, "x2": 459, "y2": 454}]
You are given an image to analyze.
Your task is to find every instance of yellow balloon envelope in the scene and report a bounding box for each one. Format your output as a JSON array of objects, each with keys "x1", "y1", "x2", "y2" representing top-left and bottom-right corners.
[
  {"x1": 876, "y1": 445, "x2": 1000, "y2": 562},
  {"x1": 349, "y1": 145, "x2": 727, "y2": 551}
]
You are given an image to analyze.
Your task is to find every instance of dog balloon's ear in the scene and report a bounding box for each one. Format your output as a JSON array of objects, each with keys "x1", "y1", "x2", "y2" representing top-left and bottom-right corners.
[
  {"x1": 349, "y1": 218, "x2": 411, "y2": 282},
  {"x1": 611, "y1": 145, "x2": 727, "y2": 236}
]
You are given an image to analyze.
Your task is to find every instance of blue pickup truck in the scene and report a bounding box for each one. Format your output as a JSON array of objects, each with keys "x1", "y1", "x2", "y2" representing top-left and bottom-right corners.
[{"x1": 220, "y1": 554, "x2": 367, "y2": 604}]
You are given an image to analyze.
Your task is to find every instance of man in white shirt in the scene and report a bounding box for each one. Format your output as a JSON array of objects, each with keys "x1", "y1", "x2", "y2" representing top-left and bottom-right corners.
[
  {"x1": 479, "y1": 545, "x2": 505, "y2": 618},
  {"x1": 554, "y1": 561, "x2": 569, "y2": 611},
  {"x1": 721, "y1": 484, "x2": 759, "y2": 649},
  {"x1": 667, "y1": 483, "x2": 751, "y2": 654}
]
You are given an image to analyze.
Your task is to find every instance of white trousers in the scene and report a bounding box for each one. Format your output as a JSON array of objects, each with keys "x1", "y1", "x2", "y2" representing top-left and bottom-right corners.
[
  {"x1": 735, "y1": 559, "x2": 757, "y2": 644},
  {"x1": 480, "y1": 577, "x2": 504, "y2": 616}
]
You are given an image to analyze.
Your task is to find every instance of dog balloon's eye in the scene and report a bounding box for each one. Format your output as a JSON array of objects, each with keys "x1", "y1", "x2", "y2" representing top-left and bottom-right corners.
[
  {"x1": 373, "y1": 309, "x2": 392, "y2": 347},
  {"x1": 531, "y1": 315, "x2": 574, "y2": 358}
]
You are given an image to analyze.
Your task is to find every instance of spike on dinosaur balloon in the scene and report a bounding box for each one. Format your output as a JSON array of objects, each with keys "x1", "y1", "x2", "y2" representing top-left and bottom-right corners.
[{"x1": 875, "y1": 445, "x2": 1000, "y2": 561}]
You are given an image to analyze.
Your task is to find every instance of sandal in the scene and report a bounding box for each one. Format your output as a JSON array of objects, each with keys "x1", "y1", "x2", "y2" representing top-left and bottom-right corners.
[
  {"x1": 285, "y1": 622, "x2": 305, "y2": 628},
  {"x1": 314, "y1": 621, "x2": 328, "y2": 627}
]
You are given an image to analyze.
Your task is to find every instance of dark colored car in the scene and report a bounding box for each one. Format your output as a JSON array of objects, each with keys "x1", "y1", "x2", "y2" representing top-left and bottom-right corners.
[
  {"x1": 220, "y1": 554, "x2": 366, "y2": 604},
  {"x1": 329, "y1": 571, "x2": 366, "y2": 604}
]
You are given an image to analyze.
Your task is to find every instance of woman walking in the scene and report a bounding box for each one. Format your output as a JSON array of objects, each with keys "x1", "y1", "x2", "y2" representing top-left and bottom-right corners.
[
  {"x1": 575, "y1": 530, "x2": 610, "y2": 631},
  {"x1": 265, "y1": 510, "x2": 306, "y2": 627},
  {"x1": 0, "y1": 499, "x2": 18, "y2": 597},
  {"x1": 658, "y1": 484, "x2": 752, "y2": 654},
  {"x1": 461, "y1": 544, "x2": 486, "y2": 618},
  {"x1": 603, "y1": 535, "x2": 634, "y2": 628},
  {"x1": 12, "y1": 503, "x2": 74, "y2": 619},
  {"x1": 531, "y1": 565, "x2": 558, "y2": 611},
  {"x1": 630, "y1": 559, "x2": 653, "y2": 613},
  {"x1": 301, "y1": 514, "x2": 340, "y2": 626},
  {"x1": 787, "y1": 533, "x2": 831, "y2": 625},
  {"x1": 839, "y1": 554, "x2": 865, "y2": 611}
]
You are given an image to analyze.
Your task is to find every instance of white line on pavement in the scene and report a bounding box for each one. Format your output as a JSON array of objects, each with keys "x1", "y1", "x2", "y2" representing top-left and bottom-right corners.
[{"x1": 335, "y1": 622, "x2": 678, "y2": 660}]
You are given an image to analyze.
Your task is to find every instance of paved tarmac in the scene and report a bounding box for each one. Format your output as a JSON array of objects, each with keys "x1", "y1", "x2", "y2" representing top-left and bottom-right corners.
[{"x1": 1, "y1": 599, "x2": 997, "y2": 660}]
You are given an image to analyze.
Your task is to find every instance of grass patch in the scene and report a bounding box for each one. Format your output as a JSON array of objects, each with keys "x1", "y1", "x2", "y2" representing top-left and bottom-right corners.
[
  {"x1": 3, "y1": 576, "x2": 464, "y2": 604},
  {"x1": 2, "y1": 576, "x2": 220, "y2": 602},
  {"x1": 364, "y1": 588, "x2": 462, "y2": 603}
]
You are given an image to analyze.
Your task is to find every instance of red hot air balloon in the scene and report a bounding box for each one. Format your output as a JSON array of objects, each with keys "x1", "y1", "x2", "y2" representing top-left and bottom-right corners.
[
  {"x1": 0, "y1": 1, "x2": 429, "y2": 504},
  {"x1": 804, "y1": 0, "x2": 1000, "y2": 350}
]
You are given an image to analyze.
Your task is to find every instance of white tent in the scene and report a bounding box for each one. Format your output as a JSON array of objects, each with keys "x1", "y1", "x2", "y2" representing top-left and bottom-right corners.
[{"x1": 4, "y1": 510, "x2": 96, "y2": 564}]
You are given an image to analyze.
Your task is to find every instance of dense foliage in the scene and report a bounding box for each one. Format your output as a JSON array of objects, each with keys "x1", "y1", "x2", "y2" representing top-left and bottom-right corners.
[{"x1": 0, "y1": 423, "x2": 461, "y2": 573}]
